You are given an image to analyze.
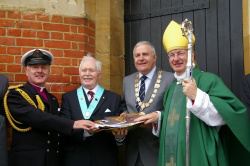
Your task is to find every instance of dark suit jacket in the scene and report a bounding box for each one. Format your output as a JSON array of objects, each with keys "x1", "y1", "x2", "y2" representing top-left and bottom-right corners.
[
  {"x1": 6, "y1": 82, "x2": 74, "y2": 166},
  {"x1": 121, "y1": 68, "x2": 174, "y2": 166},
  {"x1": 241, "y1": 74, "x2": 250, "y2": 119},
  {"x1": 0, "y1": 74, "x2": 8, "y2": 166},
  {"x1": 60, "y1": 87, "x2": 121, "y2": 166}
]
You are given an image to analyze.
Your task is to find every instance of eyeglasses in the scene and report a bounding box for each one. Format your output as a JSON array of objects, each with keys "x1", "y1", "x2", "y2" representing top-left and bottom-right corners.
[
  {"x1": 168, "y1": 51, "x2": 186, "y2": 60},
  {"x1": 81, "y1": 69, "x2": 97, "y2": 73}
]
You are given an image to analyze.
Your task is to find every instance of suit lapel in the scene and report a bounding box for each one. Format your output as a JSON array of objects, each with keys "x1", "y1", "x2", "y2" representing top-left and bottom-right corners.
[
  {"x1": 73, "y1": 90, "x2": 85, "y2": 119},
  {"x1": 91, "y1": 90, "x2": 107, "y2": 116},
  {"x1": 144, "y1": 69, "x2": 158, "y2": 102},
  {"x1": 46, "y1": 92, "x2": 58, "y2": 114},
  {"x1": 83, "y1": 89, "x2": 90, "y2": 107},
  {"x1": 130, "y1": 73, "x2": 137, "y2": 108}
]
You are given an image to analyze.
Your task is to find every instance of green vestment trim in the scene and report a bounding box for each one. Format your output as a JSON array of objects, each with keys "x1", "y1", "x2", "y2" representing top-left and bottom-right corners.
[
  {"x1": 164, "y1": 84, "x2": 184, "y2": 166},
  {"x1": 158, "y1": 68, "x2": 250, "y2": 166}
]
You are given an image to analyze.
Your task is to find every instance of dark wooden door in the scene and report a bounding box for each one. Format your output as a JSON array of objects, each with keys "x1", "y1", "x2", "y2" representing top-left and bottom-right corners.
[{"x1": 124, "y1": 0, "x2": 244, "y2": 98}]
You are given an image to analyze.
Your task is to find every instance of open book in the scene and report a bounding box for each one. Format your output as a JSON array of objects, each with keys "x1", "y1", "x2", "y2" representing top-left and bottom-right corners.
[{"x1": 94, "y1": 113, "x2": 144, "y2": 130}]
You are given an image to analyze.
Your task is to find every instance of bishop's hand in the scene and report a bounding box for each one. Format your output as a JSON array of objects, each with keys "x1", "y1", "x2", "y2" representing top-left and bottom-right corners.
[{"x1": 182, "y1": 78, "x2": 197, "y2": 100}]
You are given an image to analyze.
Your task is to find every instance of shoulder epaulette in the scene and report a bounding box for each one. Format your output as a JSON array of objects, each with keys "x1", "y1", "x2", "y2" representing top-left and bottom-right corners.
[
  {"x1": 4, "y1": 84, "x2": 45, "y2": 132},
  {"x1": 8, "y1": 84, "x2": 23, "y2": 90}
]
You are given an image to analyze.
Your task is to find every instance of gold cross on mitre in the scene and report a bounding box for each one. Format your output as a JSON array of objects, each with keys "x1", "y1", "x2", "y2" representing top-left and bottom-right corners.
[
  {"x1": 166, "y1": 155, "x2": 176, "y2": 166},
  {"x1": 167, "y1": 109, "x2": 180, "y2": 128}
]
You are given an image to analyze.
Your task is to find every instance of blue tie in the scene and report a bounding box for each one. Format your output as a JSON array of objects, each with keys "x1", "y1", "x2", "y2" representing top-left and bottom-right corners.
[{"x1": 136, "y1": 75, "x2": 147, "y2": 111}]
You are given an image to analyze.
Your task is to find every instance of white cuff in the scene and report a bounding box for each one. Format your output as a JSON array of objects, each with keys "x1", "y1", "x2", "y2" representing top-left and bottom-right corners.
[{"x1": 152, "y1": 111, "x2": 161, "y2": 137}]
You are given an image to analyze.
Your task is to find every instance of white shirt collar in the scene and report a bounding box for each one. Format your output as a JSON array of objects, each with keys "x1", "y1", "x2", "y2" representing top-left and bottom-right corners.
[
  {"x1": 139, "y1": 66, "x2": 156, "y2": 81},
  {"x1": 29, "y1": 82, "x2": 46, "y2": 92},
  {"x1": 83, "y1": 84, "x2": 99, "y2": 95}
]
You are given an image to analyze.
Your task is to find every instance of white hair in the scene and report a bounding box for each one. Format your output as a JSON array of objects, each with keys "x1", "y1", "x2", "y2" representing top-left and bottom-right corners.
[
  {"x1": 79, "y1": 53, "x2": 102, "y2": 73},
  {"x1": 133, "y1": 41, "x2": 156, "y2": 56}
]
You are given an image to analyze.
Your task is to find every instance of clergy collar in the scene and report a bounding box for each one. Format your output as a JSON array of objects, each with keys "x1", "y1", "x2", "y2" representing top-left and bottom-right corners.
[
  {"x1": 29, "y1": 81, "x2": 46, "y2": 92},
  {"x1": 174, "y1": 63, "x2": 196, "y2": 84},
  {"x1": 139, "y1": 66, "x2": 156, "y2": 81},
  {"x1": 174, "y1": 72, "x2": 186, "y2": 84},
  {"x1": 83, "y1": 84, "x2": 99, "y2": 95}
]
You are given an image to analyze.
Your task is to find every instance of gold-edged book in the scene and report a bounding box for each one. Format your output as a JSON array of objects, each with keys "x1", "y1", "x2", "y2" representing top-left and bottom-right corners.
[{"x1": 94, "y1": 113, "x2": 144, "y2": 131}]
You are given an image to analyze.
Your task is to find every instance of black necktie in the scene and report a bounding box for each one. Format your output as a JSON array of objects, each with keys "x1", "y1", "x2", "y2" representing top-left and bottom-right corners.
[
  {"x1": 88, "y1": 91, "x2": 94, "y2": 103},
  {"x1": 136, "y1": 75, "x2": 147, "y2": 111}
]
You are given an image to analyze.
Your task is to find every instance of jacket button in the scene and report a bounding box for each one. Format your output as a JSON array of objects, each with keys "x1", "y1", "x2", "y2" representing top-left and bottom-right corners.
[
  {"x1": 47, "y1": 140, "x2": 50, "y2": 144},
  {"x1": 58, "y1": 142, "x2": 60, "y2": 145},
  {"x1": 57, "y1": 151, "x2": 59, "y2": 153},
  {"x1": 58, "y1": 134, "x2": 60, "y2": 137},
  {"x1": 48, "y1": 132, "x2": 50, "y2": 135},
  {"x1": 47, "y1": 149, "x2": 49, "y2": 152}
]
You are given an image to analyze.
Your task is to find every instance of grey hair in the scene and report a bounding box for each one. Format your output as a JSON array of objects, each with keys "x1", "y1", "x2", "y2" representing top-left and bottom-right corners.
[
  {"x1": 79, "y1": 53, "x2": 102, "y2": 73},
  {"x1": 133, "y1": 41, "x2": 156, "y2": 56}
]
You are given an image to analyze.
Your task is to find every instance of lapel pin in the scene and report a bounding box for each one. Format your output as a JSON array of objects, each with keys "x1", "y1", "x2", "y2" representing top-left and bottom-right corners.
[
  {"x1": 80, "y1": 98, "x2": 83, "y2": 100},
  {"x1": 95, "y1": 98, "x2": 98, "y2": 101}
]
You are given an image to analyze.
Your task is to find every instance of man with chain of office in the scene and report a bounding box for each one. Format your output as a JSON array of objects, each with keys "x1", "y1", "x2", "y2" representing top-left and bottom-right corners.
[{"x1": 119, "y1": 41, "x2": 174, "y2": 166}]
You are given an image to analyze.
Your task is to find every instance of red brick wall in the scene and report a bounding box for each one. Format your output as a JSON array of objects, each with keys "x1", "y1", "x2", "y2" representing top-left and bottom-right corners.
[
  {"x1": 0, "y1": 10, "x2": 95, "y2": 100},
  {"x1": 0, "y1": 10, "x2": 95, "y2": 149}
]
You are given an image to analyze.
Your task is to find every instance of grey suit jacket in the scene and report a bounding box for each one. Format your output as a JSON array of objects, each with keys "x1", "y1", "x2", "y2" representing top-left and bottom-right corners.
[
  {"x1": 121, "y1": 68, "x2": 174, "y2": 166},
  {"x1": 0, "y1": 74, "x2": 9, "y2": 166}
]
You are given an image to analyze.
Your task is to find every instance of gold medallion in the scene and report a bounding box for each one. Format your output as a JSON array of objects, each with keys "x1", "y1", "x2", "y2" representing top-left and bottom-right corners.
[{"x1": 155, "y1": 84, "x2": 160, "y2": 88}]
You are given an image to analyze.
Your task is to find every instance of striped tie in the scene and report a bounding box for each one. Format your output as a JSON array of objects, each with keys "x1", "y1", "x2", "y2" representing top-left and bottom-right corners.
[
  {"x1": 88, "y1": 91, "x2": 95, "y2": 103},
  {"x1": 136, "y1": 75, "x2": 147, "y2": 111}
]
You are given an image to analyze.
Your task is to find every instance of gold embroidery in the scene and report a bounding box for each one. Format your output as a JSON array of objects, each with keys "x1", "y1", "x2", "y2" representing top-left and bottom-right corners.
[
  {"x1": 166, "y1": 155, "x2": 176, "y2": 166},
  {"x1": 167, "y1": 109, "x2": 180, "y2": 127},
  {"x1": 4, "y1": 86, "x2": 45, "y2": 132}
]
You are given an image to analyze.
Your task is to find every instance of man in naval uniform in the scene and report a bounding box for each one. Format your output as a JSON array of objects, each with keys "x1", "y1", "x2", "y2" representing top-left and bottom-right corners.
[
  {"x1": 4, "y1": 49, "x2": 96, "y2": 166},
  {"x1": 119, "y1": 41, "x2": 174, "y2": 166},
  {"x1": 136, "y1": 20, "x2": 250, "y2": 166},
  {"x1": 60, "y1": 55, "x2": 121, "y2": 166}
]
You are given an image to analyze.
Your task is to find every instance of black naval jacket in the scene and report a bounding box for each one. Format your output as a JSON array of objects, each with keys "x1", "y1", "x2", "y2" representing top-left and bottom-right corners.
[{"x1": 5, "y1": 82, "x2": 74, "y2": 166}]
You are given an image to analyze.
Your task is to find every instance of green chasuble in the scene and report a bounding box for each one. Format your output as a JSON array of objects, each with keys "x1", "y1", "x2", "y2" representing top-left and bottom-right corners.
[{"x1": 159, "y1": 68, "x2": 250, "y2": 166}]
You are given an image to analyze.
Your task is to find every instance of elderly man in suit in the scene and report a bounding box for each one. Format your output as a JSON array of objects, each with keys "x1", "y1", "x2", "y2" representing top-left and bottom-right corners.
[
  {"x1": 118, "y1": 41, "x2": 174, "y2": 166},
  {"x1": 0, "y1": 74, "x2": 9, "y2": 166},
  {"x1": 4, "y1": 49, "x2": 96, "y2": 166},
  {"x1": 60, "y1": 55, "x2": 121, "y2": 166}
]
